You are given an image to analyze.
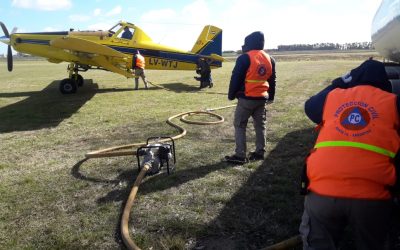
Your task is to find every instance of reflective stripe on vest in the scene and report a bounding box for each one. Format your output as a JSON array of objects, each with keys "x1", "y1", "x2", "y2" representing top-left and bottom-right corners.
[
  {"x1": 315, "y1": 140, "x2": 396, "y2": 158},
  {"x1": 307, "y1": 85, "x2": 400, "y2": 199},
  {"x1": 244, "y1": 50, "x2": 272, "y2": 97}
]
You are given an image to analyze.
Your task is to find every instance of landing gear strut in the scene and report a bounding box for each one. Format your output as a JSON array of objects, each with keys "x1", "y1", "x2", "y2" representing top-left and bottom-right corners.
[{"x1": 59, "y1": 63, "x2": 85, "y2": 94}]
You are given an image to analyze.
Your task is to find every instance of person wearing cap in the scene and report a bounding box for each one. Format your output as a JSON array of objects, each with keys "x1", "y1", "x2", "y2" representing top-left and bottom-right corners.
[
  {"x1": 133, "y1": 50, "x2": 148, "y2": 90},
  {"x1": 225, "y1": 31, "x2": 276, "y2": 164},
  {"x1": 299, "y1": 59, "x2": 400, "y2": 249}
]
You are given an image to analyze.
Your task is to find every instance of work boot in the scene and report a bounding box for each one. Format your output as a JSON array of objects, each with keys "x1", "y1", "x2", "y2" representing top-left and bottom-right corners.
[
  {"x1": 248, "y1": 151, "x2": 265, "y2": 161},
  {"x1": 225, "y1": 154, "x2": 248, "y2": 164}
]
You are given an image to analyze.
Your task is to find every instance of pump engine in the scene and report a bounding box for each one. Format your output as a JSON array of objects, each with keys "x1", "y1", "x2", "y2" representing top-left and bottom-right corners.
[{"x1": 136, "y1": 137, "x2": 176, "y2": 175}]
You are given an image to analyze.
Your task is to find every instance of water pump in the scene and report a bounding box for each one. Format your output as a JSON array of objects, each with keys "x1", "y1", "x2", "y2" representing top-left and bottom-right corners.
[{"x1": 136, "y1": 137, "x2": 176, "y2": 175}]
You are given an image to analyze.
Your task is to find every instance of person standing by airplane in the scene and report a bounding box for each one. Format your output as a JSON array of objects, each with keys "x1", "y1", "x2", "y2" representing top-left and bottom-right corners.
[
  {"x1": 194, "y1": 57, "x2": 213, "y2": 88},
  {"x1": 225, "y1": 31, "x2": 276, "y2": 164},
  {"x1": 133, "y1": 50, "x2": 148, "y2": 90},
  {"x1": 299, "y1": 59, "x2": 400, "y2": 249},
  {"x1": 121, "y1": 26, "x2": 133, "y2": 40}
]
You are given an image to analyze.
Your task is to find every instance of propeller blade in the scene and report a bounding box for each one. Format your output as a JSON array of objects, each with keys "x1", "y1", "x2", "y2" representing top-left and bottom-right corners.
[
  {"x1": 7, "y1": 45, "x2": 13, "y2": 72},
  {"x1": 11, "y1": 27, "x2": 17, "y2": 34},
  {"x1": 0, "y1": 21, "x2": 9, "y2": 38}
]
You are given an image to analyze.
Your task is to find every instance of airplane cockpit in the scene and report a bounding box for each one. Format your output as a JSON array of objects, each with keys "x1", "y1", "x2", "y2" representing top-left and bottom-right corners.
[{"x1": 108, "y1": 22, "x2": 135, "y2": 40}]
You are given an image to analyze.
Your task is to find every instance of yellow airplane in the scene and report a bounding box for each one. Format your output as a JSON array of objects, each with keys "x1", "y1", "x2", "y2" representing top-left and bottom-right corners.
[{"x1": 0, "y1": 21, "x2": 223, "y2": 94}]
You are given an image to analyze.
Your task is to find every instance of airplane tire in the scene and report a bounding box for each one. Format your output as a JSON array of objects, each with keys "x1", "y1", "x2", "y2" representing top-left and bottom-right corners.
[
  {"x1": 59, "y1": 78, "x2": 77, "y2": 94},
  {"x1": 75, "y1": 74, "x2": 84, "y2": 87}
]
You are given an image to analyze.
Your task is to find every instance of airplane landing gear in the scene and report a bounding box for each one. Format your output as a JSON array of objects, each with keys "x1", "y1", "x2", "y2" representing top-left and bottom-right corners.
[
  {"x1": 59, "y1": 78, "x2": 77, "y2": 94},
  {"x1": 74, "y1": 74, "x2": 84, "y2": 87},
  {"x1": 59, "y1": 63, "x2": 85, "y2": 94}
]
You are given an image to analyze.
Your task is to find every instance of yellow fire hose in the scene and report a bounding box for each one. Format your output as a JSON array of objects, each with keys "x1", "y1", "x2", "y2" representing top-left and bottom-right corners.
[
  {"x1": 85, "y1": 105, "x2": 235, "y2": 158},
  {"x1": 261, "y1": 235, "x2": 302, "y2": 250},
  {"x1": 85, "y1": 104, "x2": 235, "y2": 250},
  {"x1": 84, "y1": 89, "x2": 302, "y2": 249},
  {"x1": 120, "y1": 164, "x2": 150, "y2": 250},
  {"x1": 120, "y1": 163, "x2": 302, "y2": 250}
]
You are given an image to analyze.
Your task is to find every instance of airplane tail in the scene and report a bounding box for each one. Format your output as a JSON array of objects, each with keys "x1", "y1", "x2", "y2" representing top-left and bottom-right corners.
[{"x1": 191, "y1": 25, "x2": 222, "y2": 58}]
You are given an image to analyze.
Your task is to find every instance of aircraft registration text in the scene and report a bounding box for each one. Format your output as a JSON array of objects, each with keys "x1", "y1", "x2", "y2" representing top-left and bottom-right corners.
[{"x1": 149, "y1": 58, "x2": 178, "y2": 68}]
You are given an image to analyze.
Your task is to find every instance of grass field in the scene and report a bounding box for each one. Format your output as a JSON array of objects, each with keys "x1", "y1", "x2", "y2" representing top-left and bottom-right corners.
[{"x1": 0, "y1": 51, "x2": 381, "y2": 249}]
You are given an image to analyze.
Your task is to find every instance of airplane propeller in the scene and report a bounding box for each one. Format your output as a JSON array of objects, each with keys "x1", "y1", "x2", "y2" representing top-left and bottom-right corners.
[{"x1": 0, "y1": 21, "x2": 13, "y2": 72}]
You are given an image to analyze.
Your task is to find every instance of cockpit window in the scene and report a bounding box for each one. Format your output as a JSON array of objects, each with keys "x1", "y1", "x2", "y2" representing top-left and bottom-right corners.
[
  {"x1": 108, "y1": 23, "x2": 134, "y2": 40},
  {"x1": 109, "y1": 23, "x2": 121, "y2": 34},
  {"x1": 118, "y1": 27, "x2": 134, "y2": 40}
]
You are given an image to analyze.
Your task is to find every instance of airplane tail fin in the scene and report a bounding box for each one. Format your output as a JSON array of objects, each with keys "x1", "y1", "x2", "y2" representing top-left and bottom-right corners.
[{"x1": 191, "y1": 25, "x2": 222, "y2": 57}]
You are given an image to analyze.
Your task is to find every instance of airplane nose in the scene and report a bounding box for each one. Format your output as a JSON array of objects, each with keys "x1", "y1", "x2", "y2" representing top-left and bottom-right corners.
[{"x1": 0, "y1": 35, "x2": 10, "y2": 45}]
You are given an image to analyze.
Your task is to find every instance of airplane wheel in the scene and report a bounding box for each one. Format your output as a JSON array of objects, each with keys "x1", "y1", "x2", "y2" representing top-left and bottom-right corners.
[
  {"x1": 74, "y1": 74, "x2": 84, "y2": 87},
  {"x1": 59, "y1": 78, "x2": 77, "y2": 94}
]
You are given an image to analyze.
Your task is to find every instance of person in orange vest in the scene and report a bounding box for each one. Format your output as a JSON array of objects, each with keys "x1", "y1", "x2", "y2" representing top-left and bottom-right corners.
[
  {"x1": 300, "y1": 59, "x2": 400, "y2": 249},
  {"x1": 133, "y1": 50, "x2": 148, "y2": 90},
  {"x1": 225, "y1": 31, "x2": 276, "y2": 164}
]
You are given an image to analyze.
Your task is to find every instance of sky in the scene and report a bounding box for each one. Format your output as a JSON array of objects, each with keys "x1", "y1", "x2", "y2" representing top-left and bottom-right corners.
[{"x1": 0, "y1": 0, "x2": 382, "y2": 55}]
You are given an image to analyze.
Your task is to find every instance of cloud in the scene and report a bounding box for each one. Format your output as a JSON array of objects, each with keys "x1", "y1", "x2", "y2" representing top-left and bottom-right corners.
[
  {"x1": 139, "y1": 2, "x2": 211, "y2": 51},
  {"x1": 43, "y1": 27, "x2": 57, "y2": 32},
  {"x1": 12, "y1": 0, "x2": 72, "y2": 11},
  {"x1": 106, "y1": 5, "x2": 122, "y2": 16},
  {"x1": 69, "y1": 14, "x2": 91, "y2": 22},
  {"x1": 93, "y1": 8, "x2": 102, "y2": 16},
  {"x1": 87, "y1": 22, "x2": 114, "y2": 31},
  {"x1": 182, "y1": 0, "x2": 210, "y2": 22},
  {"x1": 140, "y1": 9, "x2": 176, "y2": 22},
  {"x1": 210, "y1": 0, "x2": 381, "y2": 49}
]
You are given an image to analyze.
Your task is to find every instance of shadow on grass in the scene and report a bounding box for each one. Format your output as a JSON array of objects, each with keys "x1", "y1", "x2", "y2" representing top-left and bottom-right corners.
[
  {"x1": 0, "y1": 80, "x2": 97, "y2": 133},
  {"x1": 157, "y1": 82, "x2": 200, "y2": 93},
  {"x1": 71, "y1": 156, "x2": 232, "y2": 247},
  {"x1": 150, "y1": 81, "x2": 228, "y2": 96},
  {"x1": 72, "y1": 157, "x2": 230, "y2": 203},
  {"x1": 71, "y1": 128, "x2": 316, "y2": 249},
  {"x1": 195, "y1": 128, "x2": 316, "y2": 250},
  {"x1": 0, "y1": 80, "x2": 146, "y2": 133}
]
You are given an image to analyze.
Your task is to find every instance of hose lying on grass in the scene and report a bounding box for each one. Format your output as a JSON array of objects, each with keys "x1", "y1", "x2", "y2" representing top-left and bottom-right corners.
[
  {"x1": 86, "y1": 104, "x2": 234, "y2": 250},
  {"x1": 261, "y1": 235, "x2": 302, "y2": 250},
  {"x1": 84, "y1": 97, "x2": 301, "y2": 249},
  {"x1": 120, "y1": 164, "x2": 150, "y2": 250},
  {"x1": 85, "y1": 105, "x2": 235, "y2": 158}
]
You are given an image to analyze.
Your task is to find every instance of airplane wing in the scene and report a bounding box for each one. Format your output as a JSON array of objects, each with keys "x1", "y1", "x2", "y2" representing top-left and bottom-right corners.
[
  {"x1": 50, "y1": 37, "x2": 133, "y2": 77},
  {"x1": 50, "y1": 37, "x2": 126, "y2": 58}
]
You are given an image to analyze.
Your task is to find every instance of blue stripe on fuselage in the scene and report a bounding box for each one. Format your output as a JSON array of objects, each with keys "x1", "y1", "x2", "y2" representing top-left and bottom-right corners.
[
  {"x1": 17, "y1": 31, "x2": 69, "y2": 36},
  {"x1": 18, "y1": 39, "x2": 50, "y2": 45},
  {"x1": 16, "y1": 39, "x2": 222, "y2": 67},
  {"x1": 109, "y1": 45, "x2": 221, "y2": 67}
]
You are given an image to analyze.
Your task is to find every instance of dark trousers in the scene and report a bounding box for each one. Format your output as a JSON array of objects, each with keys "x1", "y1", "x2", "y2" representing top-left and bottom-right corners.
[
  {"x1": 299, "y1": 192, "x2": 393, "y2": 250},
  {"x1": 233, "y1": 98, "x2": 267, "y2": 158}
]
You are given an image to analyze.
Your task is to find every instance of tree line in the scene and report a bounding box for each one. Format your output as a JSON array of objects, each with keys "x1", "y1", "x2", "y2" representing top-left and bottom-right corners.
[
  {"x1": 223, "y1": 42, "x2": 373, "y2": 54},
  {"x1": 275, "y1": 42, "x2": 373, "y2": 51}
]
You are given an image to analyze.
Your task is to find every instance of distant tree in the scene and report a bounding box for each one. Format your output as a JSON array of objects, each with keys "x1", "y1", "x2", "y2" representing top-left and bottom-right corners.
[{"x1": 276, "y1": 41, "x2": 373, "y2": 51}]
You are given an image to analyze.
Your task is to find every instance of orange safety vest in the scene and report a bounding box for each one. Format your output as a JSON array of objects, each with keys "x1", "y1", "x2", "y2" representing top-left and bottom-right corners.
[
  {"x1": 135, "y1": 54, "x2": 145, "y2": 69},
  {"x1": 244, "y1": 50, "x2": 272, "y2": 98},
  {"x1": 307, "y1": 85, "x2": 400, "y2": 200}
]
